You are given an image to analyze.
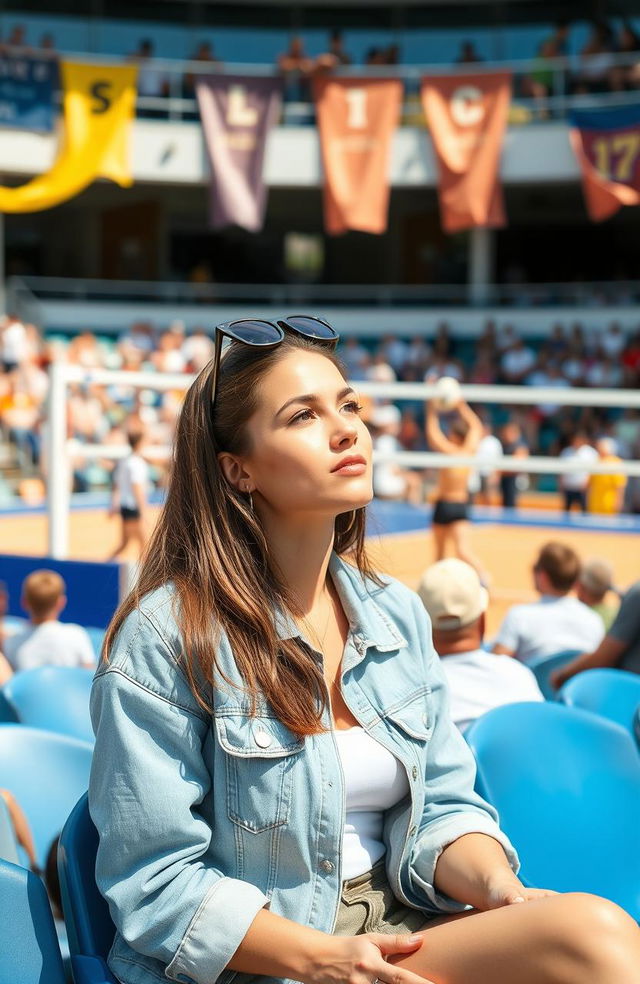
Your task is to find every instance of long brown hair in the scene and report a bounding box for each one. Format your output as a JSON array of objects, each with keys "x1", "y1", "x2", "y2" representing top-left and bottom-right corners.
[{"x1": 103, "y1": 333, "x2": 379, "y2": 735}]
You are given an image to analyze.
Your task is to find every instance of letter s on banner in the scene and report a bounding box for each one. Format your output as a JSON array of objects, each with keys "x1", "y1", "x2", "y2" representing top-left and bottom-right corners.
[{"x1": 90, "y1": 80, "x2": 113, "y2": 115}]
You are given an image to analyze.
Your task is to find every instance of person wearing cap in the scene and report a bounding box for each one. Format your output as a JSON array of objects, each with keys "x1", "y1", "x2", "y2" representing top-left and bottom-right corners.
[
  {"x1": 370, "y1": 403, "x2": 422, "y2": 504},
  {"x1": 418, "y1": 560, "x2": 543, "y2": 733},
  {"x1": 576, "y1": 559, "x2": 620, "y2": 632}
]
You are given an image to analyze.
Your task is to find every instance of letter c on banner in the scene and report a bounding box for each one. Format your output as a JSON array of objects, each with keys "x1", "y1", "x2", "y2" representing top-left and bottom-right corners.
[
  {"x1": 90, "y1": 80, "x2": 113, "y2": 114},
  {"x1": 345, "y1": 88, "x2": 367, "y2": 129},
  {"x1": 227, "y1": 85, "x2": 258, "y2": 127},
  {"x1": 450, "y1": 85, "x2": 484, "y2": 127}
]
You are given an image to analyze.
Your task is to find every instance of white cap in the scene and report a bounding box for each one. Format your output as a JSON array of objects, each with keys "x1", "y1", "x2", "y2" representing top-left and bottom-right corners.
[{"x1": 417, "y1": 559, "x2": 489, "y2": 630}]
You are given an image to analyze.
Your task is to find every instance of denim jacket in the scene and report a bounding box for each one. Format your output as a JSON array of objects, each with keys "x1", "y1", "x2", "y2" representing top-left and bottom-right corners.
[{"x1": 89, "y1": 554, "x2": 518, "y2": 984}]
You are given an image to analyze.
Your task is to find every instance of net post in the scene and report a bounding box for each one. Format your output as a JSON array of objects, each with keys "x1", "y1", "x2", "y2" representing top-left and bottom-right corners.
[{"x1": 47, "y1": 361, "x2": 70, "y2": 559}]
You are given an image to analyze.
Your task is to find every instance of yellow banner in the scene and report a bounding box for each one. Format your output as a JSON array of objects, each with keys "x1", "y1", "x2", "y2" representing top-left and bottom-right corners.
[{"x1": 0, "y1": 61, "x2": 137, "y2": 213}]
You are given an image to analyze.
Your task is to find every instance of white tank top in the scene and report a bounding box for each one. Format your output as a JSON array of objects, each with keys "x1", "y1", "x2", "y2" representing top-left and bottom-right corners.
[{"x1": 334, "y1": 726, "x2": 410, "y2": 880}]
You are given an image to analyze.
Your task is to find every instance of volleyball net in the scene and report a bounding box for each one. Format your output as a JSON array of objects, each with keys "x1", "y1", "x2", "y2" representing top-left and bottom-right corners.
[{"x1": 46, "y1": 363, "x2": 640, "y2": 559}]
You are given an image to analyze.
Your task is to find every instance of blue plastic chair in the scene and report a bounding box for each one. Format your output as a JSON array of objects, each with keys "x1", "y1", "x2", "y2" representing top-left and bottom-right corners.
[
  {"x1": 465, "y1": 701, "x2": 640, "y2": 919},
  {"x1": 0, "y1": 857, "x2": 67, "y2": 984},
  {"x1": 58, "y1": 793, "x2": 117, "y2": 984},
  {"x1": 559, "y1": 668, "x2": 640, "y2": 742},
  {"x1": 0, "y1": 724, "x2": 93, "y2": 869},
  {"x1": 527, "y1": 650, "x2": 581, "y2": 700},
  {"x1": 2, "y1": 666, "x2": 95, "y2": 743}
]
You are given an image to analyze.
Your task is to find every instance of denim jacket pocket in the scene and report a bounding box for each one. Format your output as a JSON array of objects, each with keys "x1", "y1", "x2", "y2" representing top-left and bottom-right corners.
[
  {"x1": 384, "y1": 686, "x2": 433, "y2": 741},
  {"x1": 215, "y1": 712, "x2": 305, "y2": 833}
]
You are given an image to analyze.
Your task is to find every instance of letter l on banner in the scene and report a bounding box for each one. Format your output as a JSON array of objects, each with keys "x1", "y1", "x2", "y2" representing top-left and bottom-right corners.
[
  {"x1": 314, "y1": 76, "x2": 402, "y2": 235},
  {"x1": 421, "y1": 72, "x2": 511, "y2": 233},
  {"x1": 196, "y1": 75, "x2": 283, "y2": 231}
]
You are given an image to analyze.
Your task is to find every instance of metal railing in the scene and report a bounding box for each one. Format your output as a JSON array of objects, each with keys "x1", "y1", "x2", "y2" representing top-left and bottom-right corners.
[
  {"x1": 8, "y1": 275, "x2": 640, "y2": 319},
  {"x1": 20, "y1": 46, "x2": 640, "y2": 125}
]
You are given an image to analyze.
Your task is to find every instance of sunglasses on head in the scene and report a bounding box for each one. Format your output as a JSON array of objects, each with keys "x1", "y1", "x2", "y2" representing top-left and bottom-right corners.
[{"x1": 210, "y1": 315, "x2": 339, "y2": 408}]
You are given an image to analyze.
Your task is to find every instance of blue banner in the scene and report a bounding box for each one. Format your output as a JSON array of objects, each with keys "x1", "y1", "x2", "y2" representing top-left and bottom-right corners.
[{"x1": 0, "y1": 53, "x2": 58, "y2": 132}]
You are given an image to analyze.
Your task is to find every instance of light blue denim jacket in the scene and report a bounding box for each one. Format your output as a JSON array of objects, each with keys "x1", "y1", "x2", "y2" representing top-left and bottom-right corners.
[{"x1": 89, "y1": 554, "x2": 518, "y2": 984}]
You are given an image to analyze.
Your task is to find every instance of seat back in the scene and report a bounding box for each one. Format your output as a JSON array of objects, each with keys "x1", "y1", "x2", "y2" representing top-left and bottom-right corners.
[
  {"x1": 465, "y1": 701, "x2": 640, "y2": 919},
  {"x1": 58, "y1": 794, "x2": 116, "y2": 962},
  {"x1": 0, "y1": 857, "x2": 66, "y2": 984},
  {"x1": 0, "y1": 724, "x2": 93, "y2": 868},
  {"x1": 0, "y1": 795, "x2": 20, "y2": 865},
  {"x1": 527, "y1": 650, "x2": 581, "y2": 699},
  {"x1": 559, "y1": 668, "x2": 640, "y2": 738},
  {"x1": 2, "y1": 666, "x2": 94, "y2": 744}
]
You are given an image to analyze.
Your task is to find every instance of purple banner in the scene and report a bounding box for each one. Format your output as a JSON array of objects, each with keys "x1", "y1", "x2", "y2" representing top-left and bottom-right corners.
[{"x1": 196, "y1": 74, "x2": 283, "y2": 231}]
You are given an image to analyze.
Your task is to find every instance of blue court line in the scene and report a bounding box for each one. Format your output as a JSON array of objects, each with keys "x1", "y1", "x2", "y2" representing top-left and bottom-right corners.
[{"x1": 1, "y1": 493, "x2": 639, "y2": 536}]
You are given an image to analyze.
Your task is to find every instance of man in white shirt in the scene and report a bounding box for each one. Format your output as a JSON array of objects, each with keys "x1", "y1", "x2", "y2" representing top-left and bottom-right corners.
[
  {"x1": 417, "y1": 558, "x2": 543, "y2": 732},
  {"x1": 3, "y1": 570, "x2": 95, "y2": 674},
  {"x1": 492, "y1": 541, "x2": 604, "y2": 665},
  {"x1": 559, "y1": 432, "x2": 598, "y2": 513}
]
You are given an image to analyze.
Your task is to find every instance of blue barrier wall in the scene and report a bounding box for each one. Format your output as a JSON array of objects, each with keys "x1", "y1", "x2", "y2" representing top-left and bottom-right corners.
[{"x1": 0, "y1": 554, "x2": 121, "y2": 629}]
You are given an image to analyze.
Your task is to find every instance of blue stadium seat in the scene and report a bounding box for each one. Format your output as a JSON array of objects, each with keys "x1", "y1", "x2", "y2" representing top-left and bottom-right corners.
[
  {"x1": 0, "y1": 857, "x2": 67, "y2": 984},
  {"x1": 527, "y1": 650, "x2": 581, "y2": 700},
  {"x1": 559, "y1": 668, "x2": 640, "y2": 742},
  {"x1": 1, "y1": 666, "x2": 94, "y2": 743},
  {"x1": 465, "y1": 701, "x2": 640, "y2": 919},
  {"x1": 0, "y1": 725, "x2": 93, "y2": 868},
  {"x1": 58, "y1": 794, "x2": 117, "y2": 984}
]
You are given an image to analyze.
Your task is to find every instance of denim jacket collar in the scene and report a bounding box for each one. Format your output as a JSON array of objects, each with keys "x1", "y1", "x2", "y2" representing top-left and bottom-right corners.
[{"x1": 274, "y1": 553, "x2": 408, "y2": 665}]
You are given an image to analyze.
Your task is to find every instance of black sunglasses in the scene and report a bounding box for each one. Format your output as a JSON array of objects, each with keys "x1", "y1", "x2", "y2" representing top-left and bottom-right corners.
[{"x1": 210, "y1": 315, "x2": 339, "y2": 407}]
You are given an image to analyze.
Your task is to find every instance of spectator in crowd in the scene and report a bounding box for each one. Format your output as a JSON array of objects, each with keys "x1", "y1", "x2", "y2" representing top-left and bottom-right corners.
[
  {"x1": 108, "y1": 428, "x2": 150, "y2": 561},
  {"x1": 129, "y1": 39, "x2": 169, "y2": 108},
  {"x1": 576, "y1": 558, "x2": 619, "y2": 632},
  {"x1": 0, "y1": 314, "x2": 28, "y2": 372},
  {"x1": 2, "y1": 570, "x2": 95, "y2": 673},
  {"x1": 521, "y1": 39, "x2": 558, "y2": 118},
  {"x1": 500, "y1": 338, "x2": 537, "y2": 384},
  {"x1": 498, "y1": 420, "x2": 529, "y2": 509},
  {"x1": 559, "y1": 431, "x2": 598, "y2": 513},
  {"x1": 492, "y1": 541, "x2": 604, "y2": 664},
  {"x1": 552, "y1": 576, "x2": 640, "y2": 685},
  {"x1": 277, "y1": 36, "x2": 314, "y2": 101},
  {"x1": 370, "y1": 403, "x2": 422, "y2": 504},
  {"x1": 183, "y1": 41, "x2": 220, "y2": 99},
  {"x1": 545, "y1": 19, "x2": 571, "y2": 57},
  {"x1": 611, "y1": 22, "x2": 640, "y2": 90},
  {"x1": 315, "y1": 30, "x2": 352, "y2": 71},
  {"x1": 456, "y1": 41, "x2": 483, "y2": 64},
  {"x1": 587, "y1": 437, "x2": 626, "y2": 515},
  {"x1": 574, "y1": 21, "x2": 616, "y2": 94},
  {"x1": 418, "y1": 559, "x2": 543, "y2": 732}
]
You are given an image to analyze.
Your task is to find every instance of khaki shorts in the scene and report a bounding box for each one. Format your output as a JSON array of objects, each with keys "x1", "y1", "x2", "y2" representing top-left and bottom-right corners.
[{"x1": 334, "y1": 859, "x2": 428, "y2": 936}]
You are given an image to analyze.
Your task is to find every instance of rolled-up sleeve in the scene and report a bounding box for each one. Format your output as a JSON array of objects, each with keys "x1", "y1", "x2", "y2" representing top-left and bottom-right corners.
[
  {"x1": 407, "y1": 596, "x2": 519, "y2": 914},
  {"x1": 89, "y1": 620, "x2": 268, "y2": 984}
]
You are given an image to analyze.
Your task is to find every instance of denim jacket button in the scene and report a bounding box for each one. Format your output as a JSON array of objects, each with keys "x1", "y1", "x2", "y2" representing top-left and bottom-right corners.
[
  {"x1": 320, "y1": 859, "x2": 335, "y2": 874},
  {"x1": 411, "y1": 766, "x2": 418, "y2": 780},
  {"x1": 254, "y1": 729, "x2": 272, "y2": 748}
]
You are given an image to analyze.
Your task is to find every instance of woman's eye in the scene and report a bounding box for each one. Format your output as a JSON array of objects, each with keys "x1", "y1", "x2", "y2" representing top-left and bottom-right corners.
[
  {"x1": 291, "y1": 408, "x2": 315, "y2": 423},
  {"x1": 343, "y1": 401, "x2": 363, "y2": 414}
]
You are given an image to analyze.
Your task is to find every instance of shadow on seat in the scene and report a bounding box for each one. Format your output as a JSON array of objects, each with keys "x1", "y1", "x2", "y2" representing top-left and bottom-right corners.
[
  {"x1": 559, "y1": 668, "x2": 640, "y2": 743},
  {"x1": 58, "y1": 793, "x2": 117, "y2": 984},
  {"x1": 0, "y1": 857, "x2": 67, "y2": 984},
  {"x1": 1, "y1": 666, "x2": 94, "y2": 744},
  {"x1": 527, "y1": 650, "x2": 581, "y2": 700},
  {"x1": 465, "y1": 701, "x2": 640, "y2": 920}
]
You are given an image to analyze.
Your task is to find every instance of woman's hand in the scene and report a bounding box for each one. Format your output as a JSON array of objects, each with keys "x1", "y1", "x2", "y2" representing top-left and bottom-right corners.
[
  {"x1": 478, "y1": 873, "x2": 558, "y2": 911},
  {"x1": 309, "y1": 932, "x2": 434, "y2": 984}
]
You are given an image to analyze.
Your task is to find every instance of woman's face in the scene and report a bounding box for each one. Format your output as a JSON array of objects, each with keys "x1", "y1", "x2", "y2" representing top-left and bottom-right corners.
[{"x1": 238, "y1": 349, "x2": 373, "y2": 519}]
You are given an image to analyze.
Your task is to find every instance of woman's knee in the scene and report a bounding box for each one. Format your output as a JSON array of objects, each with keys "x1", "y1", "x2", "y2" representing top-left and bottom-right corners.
[{"x1": 547, "y1": 893, "x2": 640, "y2": 975}]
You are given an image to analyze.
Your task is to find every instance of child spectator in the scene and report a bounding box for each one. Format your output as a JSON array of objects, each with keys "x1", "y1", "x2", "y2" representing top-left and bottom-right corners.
[{"x1": 3, "y1": 570, "x2": 95, "y2": 673}]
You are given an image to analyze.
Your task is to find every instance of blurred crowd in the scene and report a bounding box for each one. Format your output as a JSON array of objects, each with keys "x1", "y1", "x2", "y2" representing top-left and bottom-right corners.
[{"x1": 1, "y1": 312, "x2": 639, "y2": 512}]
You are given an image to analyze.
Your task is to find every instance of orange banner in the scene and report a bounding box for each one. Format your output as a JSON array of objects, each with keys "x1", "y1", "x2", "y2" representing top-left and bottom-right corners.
[
  {"x1": 569, "y1": 108, "x2": 640, "y2": 222},
  {"x1": 421, "y1": 72, "x2": 511, "y2": 233},
  {"x1": 313, "y1": 76, "x2": 402, "y2": 235}
]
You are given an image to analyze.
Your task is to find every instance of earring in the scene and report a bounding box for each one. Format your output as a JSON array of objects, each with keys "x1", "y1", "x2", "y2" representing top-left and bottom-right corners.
[{"x1": 243, "y1": 482, "x2": 254, "y2": 513}]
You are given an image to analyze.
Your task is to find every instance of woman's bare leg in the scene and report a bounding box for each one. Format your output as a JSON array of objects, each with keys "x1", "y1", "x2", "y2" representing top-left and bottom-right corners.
[
  {"x1": 450, "y1": 520, "x2": 489, "y2": 585},
  {"x1": 393, "y1": 893, "x2": 640, "y2": 984},
  {"x1": 431, "y1": 524, "x2": 447, "y2": 562}
]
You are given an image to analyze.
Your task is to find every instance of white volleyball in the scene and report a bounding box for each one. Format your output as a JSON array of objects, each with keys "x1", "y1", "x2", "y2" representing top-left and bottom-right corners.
[{"x1": 433, "y1": 376, "x2": 461, "y2": 411}]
